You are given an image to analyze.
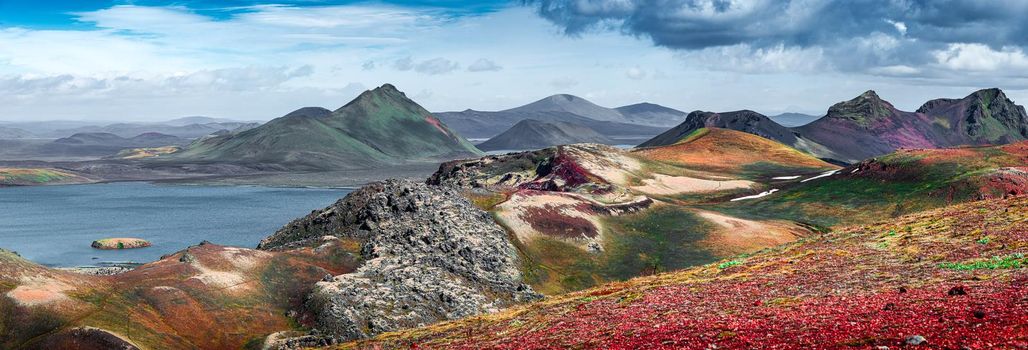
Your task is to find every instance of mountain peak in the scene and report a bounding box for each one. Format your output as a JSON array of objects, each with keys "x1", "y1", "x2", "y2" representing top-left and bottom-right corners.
[
  {"x1": 506, "y1": 93, "x2": 625, "y2": 122},
  {"x1": 825, "y1": 90, "x2": 895, "y2": 123},
  {"x1": 970, "y1": 87, "x2": 1006, "y2": 102},
  {"x1": 859, "y1": 90, "x2": 881, "y2": 100},
  {"x1": 341, "y1": 83, "x2": 413, "y2": 112},
  {"x1": 376, "y1": 83, "x2": 401, "y2": 94}
]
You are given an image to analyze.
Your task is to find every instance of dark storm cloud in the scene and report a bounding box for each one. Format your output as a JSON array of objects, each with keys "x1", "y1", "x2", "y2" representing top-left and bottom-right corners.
[{"x1": 526, "y1": 0, "x2": 1028, "y2": 50}]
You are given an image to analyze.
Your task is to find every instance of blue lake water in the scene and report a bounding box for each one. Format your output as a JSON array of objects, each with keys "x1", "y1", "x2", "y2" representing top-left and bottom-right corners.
[{"x1": 0, "y1": 182, "x2": 351, "y2": 267}]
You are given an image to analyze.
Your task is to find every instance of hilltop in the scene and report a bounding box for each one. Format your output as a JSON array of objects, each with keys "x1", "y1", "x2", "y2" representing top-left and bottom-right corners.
[
  {"x1": 335, "y1": 195, "x2": 1028, "y2": 349},
  {"x1": 169, "y1": 84, "x2": 482, "y2": 170}
]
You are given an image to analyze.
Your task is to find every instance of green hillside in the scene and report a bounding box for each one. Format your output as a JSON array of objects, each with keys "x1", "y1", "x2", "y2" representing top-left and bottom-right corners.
[{"x1": 170, "y1": 84, "x2": 482, "y2": 170}]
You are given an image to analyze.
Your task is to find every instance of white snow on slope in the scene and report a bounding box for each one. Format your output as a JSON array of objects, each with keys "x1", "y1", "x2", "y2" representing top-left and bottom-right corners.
[
  {"x1": 730, "y1": 189, "x2": 779, "y2": 202},
  {"x1": 801, "y1": 170, "x2": 839, "y2": 183}
]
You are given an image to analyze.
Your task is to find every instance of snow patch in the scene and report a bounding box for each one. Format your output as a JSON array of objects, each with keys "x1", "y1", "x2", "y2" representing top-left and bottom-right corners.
[
  {"x1": 730, "y1": 189, "x2": 779, "y2": 202},
  {"x1": 801, "y1": 170, "x2": 839, "y2": 183}
]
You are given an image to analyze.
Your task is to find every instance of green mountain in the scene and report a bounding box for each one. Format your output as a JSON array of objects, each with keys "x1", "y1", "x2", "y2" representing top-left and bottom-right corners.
[{"x1": 169, "y1": 84, "x2": 482, "y2": 170}]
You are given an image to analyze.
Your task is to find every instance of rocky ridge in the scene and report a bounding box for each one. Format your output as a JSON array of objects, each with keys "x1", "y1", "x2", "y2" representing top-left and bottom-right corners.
[{"x1": 259, "y1": 180, "x2": 540, "y2": 343}]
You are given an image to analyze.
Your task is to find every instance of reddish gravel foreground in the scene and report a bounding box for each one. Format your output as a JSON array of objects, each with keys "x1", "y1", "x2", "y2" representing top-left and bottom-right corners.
[{"x1": 340, "y1": 197, "x2": 1028, "y2": 349}]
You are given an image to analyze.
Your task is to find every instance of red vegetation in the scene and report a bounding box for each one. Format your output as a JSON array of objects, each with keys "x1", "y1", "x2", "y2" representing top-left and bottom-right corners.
[
  {"x1": 520, "y1": 149, "x2": 600, "y2": 192},
  {"x1": 523, "y1": 207, "x2": 598, "y2": 239},
  {"x1": 344, "y1": 197, "x2": 1028, "y2": 349}
]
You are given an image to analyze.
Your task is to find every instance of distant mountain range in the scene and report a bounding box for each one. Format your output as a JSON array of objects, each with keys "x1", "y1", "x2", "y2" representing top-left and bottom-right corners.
[
  {"x1": 0, "y1": 132, "x2": 190, "y2": 160},
  {"x1": 476, "y1": 119, "x2": 612, "y2": 151},
  {"x1": 769, "y1": 113, "x2": 819, "y2": 127},
  {"x1": 169, "y1": 84, "x2": 482, "y2": 170},
  {"x1": 0, "y1": 126, "x2": 34, "y2": 139},
  {"x1": 53, "y1": 121, "x2": 259, "y2": 139},
  {"x1": 642, "y1": 88, "x2": 1028, "y2": 163},
  {"x1": 434, "y1": 95, "x2": 683, "y2": 141},
  {"x1": 0, "y1": 117, "x2": 260, "y2": 140}
]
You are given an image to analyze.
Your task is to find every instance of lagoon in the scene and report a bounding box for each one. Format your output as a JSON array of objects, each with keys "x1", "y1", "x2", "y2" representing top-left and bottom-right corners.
[{"x1": 0, "y1": 182, "x2": 351, "y2": 267}]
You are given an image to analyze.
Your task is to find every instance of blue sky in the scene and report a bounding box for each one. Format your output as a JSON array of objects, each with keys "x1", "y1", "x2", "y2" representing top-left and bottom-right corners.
[{"x1": 1, "y1": 0, "x2": 1027, "y2": 121}]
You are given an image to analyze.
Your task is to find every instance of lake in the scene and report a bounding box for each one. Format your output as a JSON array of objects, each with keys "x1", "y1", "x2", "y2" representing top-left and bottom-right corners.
[{"x1": 0, "y1": 182, "x2": 351, "y2": 267}]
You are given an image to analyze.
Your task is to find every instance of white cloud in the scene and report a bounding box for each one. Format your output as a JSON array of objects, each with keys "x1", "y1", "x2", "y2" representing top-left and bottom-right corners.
[
  {"x1": 393, "y1": 57, "x2": 414, "y2": 71},
  {"x1": 885, "y1": 19, "x2": 907, "y2": 36},
  {"x1": 467, "y1": 58, "x2": 502, "y2": 72},
  {"x1": 677, "y1": 44, "x2": 827, "y2": 73},
  {"x1": 414, "y1": 58, "x2": 460, "y2": 75},
  {"x1": 1, "y1": 4, "x2": 1026, "y2": 122},
  {"x1": 933, "y1": 43, "x2": 1028, "y2": 71},
  {"x1": 625, "y1": 66, "x2": 646, "y2": 79},
  {"x1": 868, "y1": 65, "x2": 921, "y2": 76},
  {"x1": 549, "y1": 76, "x2": 579, "y2": 89}
]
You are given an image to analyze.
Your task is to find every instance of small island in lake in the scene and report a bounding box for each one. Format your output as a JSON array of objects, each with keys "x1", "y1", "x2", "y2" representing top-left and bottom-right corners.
[{"x1": 91, "y1": 238, "x2": 151, "y2": 250}]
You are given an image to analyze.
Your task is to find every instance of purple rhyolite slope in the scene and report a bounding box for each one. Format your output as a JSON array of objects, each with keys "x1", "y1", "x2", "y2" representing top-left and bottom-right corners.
[
  {"x1": 797, "y1": 88, "x2": 1028, "y2": 162},
  {"x1": 641, "y1": 88, "x2": 1028, "y2": 164}
]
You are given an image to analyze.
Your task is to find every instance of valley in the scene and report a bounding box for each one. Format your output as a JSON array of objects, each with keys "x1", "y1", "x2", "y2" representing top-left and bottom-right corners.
[{"x1": 1, "y1": 85, "x2": 1027, "y2": 349}]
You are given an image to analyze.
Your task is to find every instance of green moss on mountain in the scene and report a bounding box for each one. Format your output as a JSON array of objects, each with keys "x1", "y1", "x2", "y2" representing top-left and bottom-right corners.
[{"x1": 170, "y1": 84, "x2": 481, "y2": 170}]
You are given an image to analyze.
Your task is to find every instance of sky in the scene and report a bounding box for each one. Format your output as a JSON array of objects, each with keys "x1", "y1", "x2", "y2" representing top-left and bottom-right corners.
[{"x1": 1, "y1": 0, "x2": 1027, "y2": 122}]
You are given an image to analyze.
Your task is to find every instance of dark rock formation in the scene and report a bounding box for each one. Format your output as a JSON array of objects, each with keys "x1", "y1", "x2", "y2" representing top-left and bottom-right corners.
[{"x1": 259, "y1": 179, "x2": 539, "y2": 341}]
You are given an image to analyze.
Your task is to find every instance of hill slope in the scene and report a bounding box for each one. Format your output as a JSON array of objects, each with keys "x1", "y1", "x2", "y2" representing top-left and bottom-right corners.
[
  {"x1": 476, "y1": 119, "x2": 613, "y2": 151},
  {"x1": 716, "y1": 141, "x2": 1028, "y2": 227},
  {"x1": 338, "y1": 195, "x2": 1028, "y2": 349},
  {"x1": 430, "y1": 132, "x2": 839, "y2": 294},
  {"x1": 634, "y1": 128, "x2": 836, "y2": 175},
  {"x1": 615, "y1": 102, "x2": 688, "y2": 127},
  {"x1": 170, "y1": 84, "x2": 482, "y2": 170}
]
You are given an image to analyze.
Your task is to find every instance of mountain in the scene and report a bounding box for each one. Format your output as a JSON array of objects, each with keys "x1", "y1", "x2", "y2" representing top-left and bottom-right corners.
[
  {"x1": 639, "y1": 110, "x2": 798, "y2": 148},
  {"x1": 169, "y1": 84, "x2": 482, "y2": 170},
  {"x1": 615, "y1": 102, "x2": 689, "y2": 127},
  {"x1": 435, "y1": 109, "x2": 666, "y2": 140},
  {"x1": 507, "y1": 94, "x2": 626, "y2": 122},
  {"x1": 0, "y1": 126, "x2": 34, "y2": 139},
  {"x1": 434, "y1": 95, "x2": 675, "y2": 141},
  {"x1": 769, "y1": 112, "x2": 818, "y2": 127},
  {"x1": 476, "y1": 119, "x2": 613, "y2": 151},
  {"x1": 352, "y1": 195, "x2": 1028, "y2": 349},
  {"x1": 642, "y1": 88, "x2": 1028, "y2": 164},
  {"x1": 916, "y1": 88, "x2": 1028, "y2": 143}
]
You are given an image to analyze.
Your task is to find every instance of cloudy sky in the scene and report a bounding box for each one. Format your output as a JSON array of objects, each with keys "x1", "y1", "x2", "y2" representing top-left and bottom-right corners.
[{"x1": 1, "y1": 0, "x2": 1027, "y2": 121}]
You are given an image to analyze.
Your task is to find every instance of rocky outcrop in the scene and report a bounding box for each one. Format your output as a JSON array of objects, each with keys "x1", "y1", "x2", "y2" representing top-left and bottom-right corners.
[
  {"x1": 259, "y1": 180, "x2": 539, "y2": 341},
  {"x1": 428, "y1": 148, "x2": 556, "y2": 189}
]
